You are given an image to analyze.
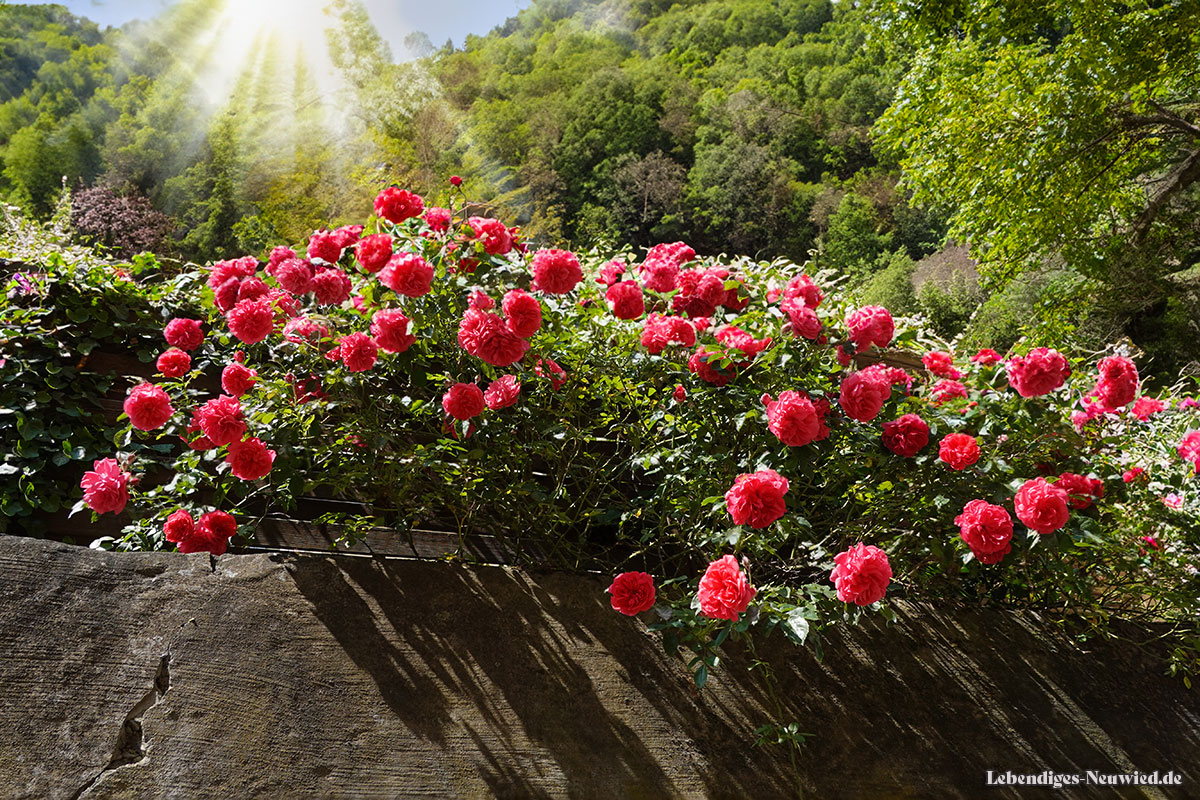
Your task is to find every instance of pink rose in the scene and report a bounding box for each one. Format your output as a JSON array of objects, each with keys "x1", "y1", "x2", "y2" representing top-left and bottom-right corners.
[
  {"x1": 955, "y1": 500, "x2": 1013, "y2": 564},
  {"x1": 1014, "y1": 478, "x2": 1070, "y2": 534},
  {"x1": 725, "y1": 469, "x2": 789, "y2": 528},
  {"x1": 830, "y1": 543, "x2": 892, "y2": 605},
  {"x1": 607, "y1": 572, "x2": 656, "y2": 616},
  {"x1": 80, "y1": 458, "x2": 130, "y2": 515},
  {"x1": 697, "y1": 555, "x2": 756, "y2": 621}
]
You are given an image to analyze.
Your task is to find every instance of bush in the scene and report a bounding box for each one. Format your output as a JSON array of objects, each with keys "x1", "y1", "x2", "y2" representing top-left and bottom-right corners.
[{"x1": 70, "y1": 186, "x2": 175, "y2": 258}]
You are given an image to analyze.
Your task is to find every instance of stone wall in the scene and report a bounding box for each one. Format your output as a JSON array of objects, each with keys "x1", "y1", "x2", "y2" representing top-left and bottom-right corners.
[{"x1": 1, "y1": 536, "x2": 1196, "y2": 798}]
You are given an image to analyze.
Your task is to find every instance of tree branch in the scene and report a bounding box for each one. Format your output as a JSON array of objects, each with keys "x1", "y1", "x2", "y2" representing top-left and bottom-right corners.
[{"x1": 1132, "y1": 148, "x2": 1200, "y2": 244}]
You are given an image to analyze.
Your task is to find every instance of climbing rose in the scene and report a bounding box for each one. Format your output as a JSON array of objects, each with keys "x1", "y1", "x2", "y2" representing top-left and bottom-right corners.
[
  {"x1": 458, "y1": 308, "x2": 529, "y2": 366},
  {"x1": 783, "y1": 273, "x2": 824, "y2": 309},
  {"x1": 467, "y1": 216, "x2": 512, "y2": 255},
  {"x1": 688, "y1": 347, "x2": 736, "y2": 386},
  {"x1": 374, "y1": 187, "x2": 424, "y2": 223},
  {"x1": 1179, "y1": 430, "x2": 1200, "y2": 469},
  {"x1": 371, "y1": 309, "x2": 417, "y2": 353},
  {"x1": 714, "y1": 325, "x2": 771, "y2": 360},
  {"x1": 606, "y1": 281, "x2": 645, "y2": 320},
  {"x1": 424, "y1": 207, "x2": 451, "y2": 232},
  {"x1": 354, "y1": 234, "x2": 393, "y2": 274},
  {"x1": 1131, "y1": 396, "x2": 1166, "y2": 421},
  {"x1": 282, "y1": 316, "x2": 329, "y2": 344},
  {"x1": 221, "y1": 363, "x2": 258, "y2": 397},
  {"x1": 170, "y1": 510, "x2": 238, "y2": 556},
  {"x1": 1163, "y1": 493, "x2": 1184, "y2": 510},
  {"x1": 530, "y1": 248, "x2": 583, "y2": 294},
  {"x1": 725, "y1": 469, "x2": 789, "y2": 528},
  {"x1": 484, "y1": 375, "x2": 521, "y2": 410},
  {"x1": 196, "y1": 396, "x2": 245, "y2": 446},
  {"x1": 929, "y1": 379, "x2": 969, "y2": 404},
  {"x1": 671, "y1": 268, "x2": 725, "y2": 317},
  {"x1": 697, "y1": 555, "x2": 757, "y2": 621},
  {"x1": 380, "y1": 253, "x2": 434, "y2": 297},
  {"x1": 164, "y1": 318, "x2": 204, "y2": 351},
  {"x1": 641, "y1": 314, "x2": 696, "y2": 354},
  {"x1": 922, "y1": 351, "x2": 961, "y2": 379},
  {"x1": 1015, "y1": 478, "x2": 1070, "y2": 534},
  {"x1": 80, "y1": 458, "x2": 129, "y2": 515},
  {"x1": 503, "y1": 289, "x2": 543, "y2": 337},
  {"x1": 333, "y1": 224, "x2": 363, "y2": 249},
  {"x1": 597, "y1": 259, "x2": 627, "y2": 286},
  {"x1": 1056, "y1": 473, "x2": 1103, "y2": 510},
  {"x1": 274, "y1": 258, "x2": 314, "y2": 295},
  {"x1": 1122, "y1": 467, "x2": 1146, "y2": 483},
  {"x1": 881, "y1": 414, "x2": 930, "y2": 458},
  {"x1": 1092, "y1": 356, "x2": 1138, "y2": 410},
  {"x1": 939, "y1": 433, "x2": 981, "y2": 470},
  {"x1": 971, "y1": 348, "x2": 1002, "y2": 365},
  {"x1": 236, "y1": 277, "x2": 270, "y2": 305},
  {"x1": 830, "y1": 543, "x2": 892, "y2": 606},
  {"x1": 673, "y1": 385, "x2": 687, "y2": 402},
  {"x1": 1006, "y1": 348, "x2": 1070, "y2": 398},
  {"x1": 156, "y1": 348, "x2": 191, "y2": 378},
  {"x1": 639, "y1": 259, "x2": 680, "y2": 293},
  {"x1": 762, "y1": 391, "x2": 820, "y2": 447},
  {"x1": 607, "y1": 572, "x2": 656, "y2": 616},
  {"x1": 306, "y1": 229, "x2": 343, "y2": 264},
  {"x1": 839, "y1": 370, "x2": 890, "y2": 422},
  {"x1": 845, "y1": 306, "x2": 894, "y2": 350},
  {"x1": 124, "y1": 384, "x2": 174, "y2": 431},
  {"x1": 783, "y1": 299, "x2": 821, "y2": 340},
  {"x1": 207, "y1": 257, "x2": 256, "y2": 290},
  {"x1": 336, "y1": 332, "x2": 378, "y2": 372},
  {"x1": 227, "y1": 437, "x2": 275, "y2": 481},
  {"x1": 535, "y1": 357, "x2": 567, "y2": 390},
  {"x1": 163, "y1": 510, "x2": 195, "y2": 547},
  {"x1": 226, "y1": 299, "x2": 275, "y2": 344},
  {"x1": 312, "y1": 269, "x2": 352, "y2": 306},
  {"x1": 443, "y1": 383, "x2": 485, "y2": 420},
  {"x1": 469, "y1": 291, "x2": 495, "y2": 311},
  {"x1": 955, "y1": 501, "x2": 1013, "y2": 564}
]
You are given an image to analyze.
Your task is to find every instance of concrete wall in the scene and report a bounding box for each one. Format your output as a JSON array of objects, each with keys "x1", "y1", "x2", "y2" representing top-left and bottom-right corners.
[{"x1": 1, "y1": 536, "x2": 1196, "y2": 799}]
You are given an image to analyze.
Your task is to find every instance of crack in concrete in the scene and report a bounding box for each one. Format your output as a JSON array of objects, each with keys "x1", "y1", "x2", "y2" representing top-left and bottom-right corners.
[{"x1": 68, "y1": 653, "x2": 171, "y2": 800}]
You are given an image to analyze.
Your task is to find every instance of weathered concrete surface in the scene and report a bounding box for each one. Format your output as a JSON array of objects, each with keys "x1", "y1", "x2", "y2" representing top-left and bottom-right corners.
[{"x1": 0, "y1": 536, "x2": 1197, "y2": 799}]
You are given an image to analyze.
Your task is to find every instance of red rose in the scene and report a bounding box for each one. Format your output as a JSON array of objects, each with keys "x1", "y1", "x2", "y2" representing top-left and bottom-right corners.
[
  {"x1": 80, "y1": 458, "x2": 129, "y2": 515},
  {"x1": 374, "y1": 187, "x2": 425, "y2": 223},
  {"x1": 502, "y1": 289, "x2": 543, "y2": 337},
  {"x1": 380, "y1": 253, "x2": 434, "y2": 297},
  {"x1": 762, "y1": 391, "x2": 820, "y2": 447},
  {"x1": 688, "y1": 346, "x2": 736, "y2": 386},
  {"x1": 236, "y1": 277, "x2": 270, "y2": 304},
  {"x1": 1122, "y1": 467, "x2": 1146, "y2": 483},
  {"x1": 641, "y1": 313, "x2": 695, "y2": 354},
  {"x1": 354, "y1": 234, "x2": 393, "y2": 273},
  {"x1": 123, "y1": 383, "x2": 174, "y2": 431},
  {"x1": 597, "y1": 259, "x2": 626, "y2": 286},
  {"x1": 336, "y1": 332, "x2": 378, "y2": 372},
  {"x1": 607, "y1": 571, "x2": 656, "y2": 616},
  {"x1": 274, "y1": 258, "x2": 314, "y2": 295},
  {"x1": 457, "y1": 308, "x2": 529, "y2": 366},
  {"x1": 156, "y1": 348, "x2": 191, "y2": 378},
  {"x1": 783, "y1": 273, "x2": 823, "y2": 309},
  {"x1": 922, "y1": 350, "x2": 961, "y2": 379},
  {"x1": 333, "y1": 224, "x2": 362, "y2": 249},
  {"x1": 467, "y1": 216, "x2": 512, "y2": 255},
  {"x1": 443, "y1": 382, "x2": 485, "y2": 420},
  {"x1": 839, "y1": 370, "x2": 890, "y2": 422},
  {"x1": 449, "y1": 175, "x2": 462, "y2": 186},
  {"x1": 163, "y1": 509, "x2": 195, "y2": 545},
  {"x1": 697, "y1": 555, "x2": 756, "y2": 621},
  {"x1": 530, "y1": 248, "x2": 583, "y2": 294},
  {"x1": 1014, "y1": 477, "x2": 1070, "y2": 534},
  {"x1": 971, "y1": 348, "x2": 1002, "y2": 365},
  {"x1": 725, "y1": 469, "x2": 788, "y2": 528},
  {"x1": 1178, "y1": 430, "x2": 1200, "y2": 469},
  {"x1": 469, "y1": 291, "x2": 494, "y2": 310},
  {"x1": 372, "y1": 309, "x2": 417, "y2": 353},
  {"x1": 266, "y1": 246, "x2": 296, "y2": 275},
  {"x1": 226, "y1": 299, "x2": 275, "y2": 344},
  {"x1": 673, "y1": 385, "x2": 687, "y2": 402},
  {"x1": 1006, "y1": 348, "x2": 1070, "y2": 398},
  {"x1": 312, "y1": 269, "x2": 352, "y2": 306},
  {"x1": 423, "y1": 207, "x2": 451, "y2": 232},
  {"x1": 1055, "y1": 472, "x2": 1102, "y2": 510},
  {"x1": 955, "y1": 500, "x2": 1013, "y2": 564},
  {"x1": 196, "y1": 395, "x2": 246, "y2": 446},
  {"x1": 221, "y1": 362, "x2": 258, "y2": 397},
  {"x1": 1131, "y1": 396, "x2": 1165, "y2": 421},
  {"x1": 938, "y1": 432, "x2": 980, "y2": 470},
  {"x1": 714, "y1": 325, "x2": 771, "y2": 360},
  {"x1": 1092, "y1": 355, "x2": 1138, "y2": 410},
  {"x1": 535, "y1": 357, "x2": 567, "y2": 390},
  {"x1": 306, "y1": 229, "x2": 343, "y2": 264},
  {"x1": 783, "y1": 298, "x2": 821, "y2": 339},
  {"x1": 484, "y1": 375, "x2": 521, "y2": 410},
  {"x1": 282, "y1": 316, "x2": 330, "y2": 344},
  {"x1": 881, "y1": 413, "x2": 929, "y2": 457},
  {"x1": 639, "y1": 258, "x2": 680, "y2": 293},
  {"x1": 929, "y1": 379, "x2": 969, "y2": 404},
  {"x1": 845, "y1": 305, "x2": 894, "y2": 350},
  {"x1": 226, "y1": 437, "x2": 275, "y2": 481},
  {"x1": 207, "y1": 257, "x2": 256, "y2": 290},
  {"x1": 605, "y1": 281, "x2": 645, "y2": 320},
  {"x1": 830, "y1": 543, "x2": 892, "y2": 605},
  {"x1": 164, "y1": 318, "x2": 203, "y2": 351}
]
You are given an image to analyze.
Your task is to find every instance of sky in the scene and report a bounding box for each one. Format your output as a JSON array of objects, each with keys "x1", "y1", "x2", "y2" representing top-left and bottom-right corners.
[{"x1": 50, "y1": 0, "x2": 529, "y2": 52}]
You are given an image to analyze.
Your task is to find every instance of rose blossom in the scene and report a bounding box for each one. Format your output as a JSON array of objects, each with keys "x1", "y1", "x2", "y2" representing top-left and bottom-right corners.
[
  {"x1": 372, "y1": 309, "x2": 417, "y2": 353},
  {"x1": 596, "y1": 259, "x2": 627, "y2": 286},
  {"x1": 688, "y1": 346, "x2": 736, "y2": 386},
  {"x1": 1055, "y1": 472, "x2": 1103, "y2": 510},
  {"x1": 166, "y1": 510, "x2": 237, "y2": 556},
  {"x1": 80, "y1": 458, "x2": 130, "y2": 515},
  {"x1": 443, "y1": 383, "x2": 485, "y2": 420},
  {"x1": 196, "y1": 395, "x2": 245, "y2": 446},
  {"x1": 714, "y1": 325, "x2": 771, "y2": 360},
  {"x1": 1179, "y1": 430, "x2": 1200, "y2": 469},
  {"x1": 207, "y1": 256, "x2": 256, "y2": 290},
  {"x1": 274, "y1": 258, "x2": 314, "y2": 295},
  {"x1": 606, "y1": 281, "x2": 645, "y2": 320},
  {"x1": 1131, "y1": 396, "x2": 1166, "y2": 421},
  {"x1": 761, "y1": 391, "x2": 820, "y2": 447},
  {"x1": 227, "y1": 437, "x2": 275, "y2": 481},
  {"x1": 123, "y1": 383, "x2": 174, "y2": 431},
  {"x1": 458, "y1": 308, "x2": 529, "y2": 366},
  {"x1": 469, "y1": 291, "x2": 495, "y2": 311},
  {"x1": 929, "y1": 379, "x2": 969, "y2": 404},
  {"x1": 1122, "y1": 467, "x2": 1146, "y2": 483},
  {"x1": 1006, "y1": 348, "x2": 1070, "y2": 398},
  {"x1": 673, "y1": 385, "x2": 687, "y2": 402},
  {"x1": 380, "y1": 253, "x2": 434, "y2": 297},
  {"x1": 971, "y1": 348, "x2": 1002, "y2": 365},
  {"x1": 783, "y1": 273, "x2": 824, "y2": 309},
  {"x1": 697, "y1": 555, "x2": 757, "y2": 621},
  {"x1": 783, "y1": 299, "x2": 821, "y2": 339},
  {"x1": 845, "y1": 306, "x2": 894, "y2": 350},
  {"x1": 1163, "y1": 493, "x2": 1184, "y2": 510},
  {"x1": 307, "y1": 229, "x2": 343, "y2": 264},
  {"x1": 535, "y1": 357, "x2": 567, "y2": 390},
  {"x1": 1014, "y1": 477, "x2": 1070, "y2": 534},
  {"x1": 156, "y1": 348, "x2": 191, "y2": 378},
  {"x1": 955, "y1": 500, "x2": 1013, "y2": 564},
  {"x1": 725, "y1": 469, "x2": 789, "y2": 528},
  {"x1": 881, "y1": 414, "x2": 930, "y2": 458},
  {"x1": 830, "y1": 543, "x2": 892, "y2": 606},
  {"x1": 164, "y1": 318, "x2": 204, "y2": 351},
  {"x1": 220, "y1": 362, "x2": 257, "y2": 397},
  {"x1": 374, "y1": 187, "x2": 424, "y2": 223},
  {"x1": 335, "y1": 332, "x2": 379, "y2": 372},
  {"x1": 607, "y1": 572, "x2": 657, "y2": 616},
  {"x1": 839, "y1": 370, "x2": 890, "y2": 422},
  {"x1": 354, "y1": 234, "x2": 393, "y2": 274},
  {"x1": 484, "y1": 375, "x2": 521, "y2": 410},
  {"x1": 282, "y1": 316, "x2": 329, "y2": 344},
  {"x1": 503, "y1": 289, "x2": 543, "y2": 338},
  {"x1": 531, "y1": 248, "x2": 583, "y2": 294},
  {"x1": 467, "y1": 216, "x2": 513, "y2": 255},
  {"x1": 266, "y1": 246, "x2": 296, "y2": 275},
  {"x1": 312, "y1": 269, "x2": 352, "y2": 306},
  {"x1": 641, "y1": 314, "x2": 696, "y2": 354},
  {"x1": 226, "y1": 299, "x2": 275, "y2": 344},
  {"x1": 938, "y1": 432, "x2": 981, "y2": 470},
  {"x1": 1092, "y1": 355, "x2": 1138, "y2": 410},
  {"x1": 424, "y1": 207, "x2": 452, "y2": 232},
  {"x1": 922, "y1": 350, "x2": 962, "y2": 379}
]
